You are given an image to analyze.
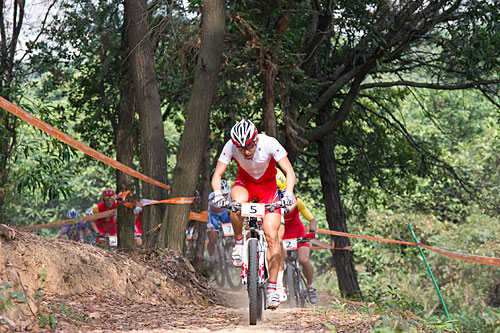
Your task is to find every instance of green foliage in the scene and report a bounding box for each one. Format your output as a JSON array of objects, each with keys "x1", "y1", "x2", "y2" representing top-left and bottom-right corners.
[
  {"x1": 364, "y1": 285, "x2": 423, "y2": 316},
  {"x1": 3, "y1": 118, "x2": 113, "y2": 229},
  {"x1": 0, "y1": 282, "x2": 28, "y2": 312},
  {"x1": 315, "y1": 210, "x2": 500, "y2": 332},
  {"x1": 39, "y1": 312, "x2": 57, "y2": 329}
]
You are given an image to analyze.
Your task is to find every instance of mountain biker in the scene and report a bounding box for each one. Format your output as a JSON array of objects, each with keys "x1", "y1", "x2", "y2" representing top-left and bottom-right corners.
[
  {"x1": 211, "y1": 119, "x2": 296, "y2": 310},
  {"x1": 133, "y1": 203, "x2": 143, "y2": 247},
  {"x1": 58, "y1": 208, "x2": 90, "y2": 242},
  {"x1": 207, "y1": 179, "x2": 231, "y2": 262},
  {"x1": 88, "y1": 189, "x2": 118, "y2": 240},
  {"x1": 276, "y1": 168, "x2": 319, "y2": 304}
]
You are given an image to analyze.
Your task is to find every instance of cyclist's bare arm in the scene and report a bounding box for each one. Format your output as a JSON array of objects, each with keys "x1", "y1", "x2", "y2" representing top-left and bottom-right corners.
[
  {"x1": 277, "y1": 157, "x2": 295, "y2": 194},
  {"x1": 211, "y1": 161, "x2": 228, "y2": 192},
  {"x1": 297, "y1": 198, "x2": 317, "y2": 230},
  {"x1": 308, "y1": 218, "x2": 318, "y2": 231},
  {"x1": 89, "y1": 220, "x2": 100, "y2": 234}
]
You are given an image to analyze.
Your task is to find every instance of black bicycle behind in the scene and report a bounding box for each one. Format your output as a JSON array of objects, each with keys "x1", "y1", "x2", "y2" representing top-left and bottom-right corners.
[
  {"x1": 213, "y1": 220, "x2": 242, "y2": 291},
  {"x1": 284, "y1": 237, "x2": 310, "y2": 308}
]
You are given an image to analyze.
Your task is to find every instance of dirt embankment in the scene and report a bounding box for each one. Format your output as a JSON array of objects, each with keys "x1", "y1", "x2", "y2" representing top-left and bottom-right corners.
[{"x1": 0, "y1": 224, "x2": 219, "y2": 331}]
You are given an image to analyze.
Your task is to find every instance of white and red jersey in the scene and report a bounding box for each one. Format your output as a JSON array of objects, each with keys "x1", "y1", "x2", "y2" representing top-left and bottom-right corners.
[{"x1": 218, "y1": 134, "x2": 287, "y2": 183}]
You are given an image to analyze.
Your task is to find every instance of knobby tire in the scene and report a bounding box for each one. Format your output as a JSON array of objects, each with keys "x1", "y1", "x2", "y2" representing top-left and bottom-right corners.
[
  {"x1": 214, "y1": 244, "x2": 225, "y2": 287},
  {"x1": 285, "y1": 265, "x2": 298, "y2": 308},
  {"x1": 294, "y1": 267, "x2": 305, "y2": 308},
  {"x1": 248, "y1": 238, "x2": 260, "y2": 325},
  {"x1": 224, "y1": 243, "x2": 243, "y2": 291}
]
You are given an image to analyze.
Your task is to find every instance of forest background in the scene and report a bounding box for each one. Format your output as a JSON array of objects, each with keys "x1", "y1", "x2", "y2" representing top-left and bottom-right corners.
[{"x1": 1, "y1": 0, "x2": 499, "y2": 331}]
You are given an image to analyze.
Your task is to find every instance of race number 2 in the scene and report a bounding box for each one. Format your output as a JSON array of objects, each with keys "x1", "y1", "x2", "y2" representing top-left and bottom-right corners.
[{"x1": 283, "y1": 238, "x2": 298, "y2": 250}]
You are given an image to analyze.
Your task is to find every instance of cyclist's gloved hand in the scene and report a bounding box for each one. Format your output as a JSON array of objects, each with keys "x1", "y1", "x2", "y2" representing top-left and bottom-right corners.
[
  {"x1": 306, "y1": 228, "x2": 316, "y2": 239},
  {"x1": 281, "y1": 191, "x2": 294, "y2": 207},
  {"x1": 213, "y1": 190, "x2": 227, "y2": 208}
]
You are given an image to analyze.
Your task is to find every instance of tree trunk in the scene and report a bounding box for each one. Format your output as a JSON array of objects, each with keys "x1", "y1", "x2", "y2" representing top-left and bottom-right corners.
[
  {"x1": 160, "y1": 0, "x2": 225, "y2": 252},
  {"x1": 193, "y1": 135, "x2": 212, "y2": 266},
  {"x1": 317, "y1": 106, "x2": 361, "y2": 299},
  {"x1": 115, "y1": 37, "x2": 137, "y2": 252},
  {"x1": 260, "y1": 50, "x2": 277, "y2": 138},
  {"x1": 124, "y1": 0, "x2": 168, "y2": 248},
  {"x1": 0, "y1": 0, "x2": 24, "y2": 222}
]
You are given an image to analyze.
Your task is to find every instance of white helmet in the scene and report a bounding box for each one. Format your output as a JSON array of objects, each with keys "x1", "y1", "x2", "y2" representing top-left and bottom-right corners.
[
  {"x1": 230, "y1": 119, "x2": 258, "y2": 148},
  {"x1": 67, "y1": 208, "x2": 80, "y2": 219},
  {"x1": 221, "y1": 179, "x2": 230, "y2": 195},
  {"x1": 85, "y1": 206, "x2": 94, "y2": 216}
]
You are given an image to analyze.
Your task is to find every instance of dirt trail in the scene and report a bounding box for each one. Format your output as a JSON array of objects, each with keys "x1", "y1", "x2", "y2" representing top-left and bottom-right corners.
[
  {"x1": 213, "y1": 287, "x2": 311, "y2": 331},
  {"x1": 117, "y1": 286, "x2": 330, "y2": 333}
]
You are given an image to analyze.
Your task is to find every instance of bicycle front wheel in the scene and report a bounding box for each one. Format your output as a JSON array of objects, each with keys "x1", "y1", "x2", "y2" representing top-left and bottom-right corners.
[
  {"x1": 294, "y1": 268, "x2": 306, "y2": 308},
  {"x1": 248, "y1": 238, "x2": 260, "y2": 325},
  {"x1": 224, "y1": 243, "x2": 242, "y2": 291},
  {"x1": 285, "y1": 265, "x2": 297, "y2": 307},
  {"x1": 214, "y1": 245, "x2": 225, "y2": 288}
]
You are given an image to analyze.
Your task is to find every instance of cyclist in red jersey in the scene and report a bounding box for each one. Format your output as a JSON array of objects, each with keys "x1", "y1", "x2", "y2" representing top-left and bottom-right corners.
[
  {"x1": 211, "y1": 119, "x2": 296, "y2": 310},
  {"x1": 276, "y1": 169, "x2": 318, "y2": 303},
  {"x1": 133, "y1": 203, "x2": 143, "y2": 247},
  {"x1": 88, "y1": 189, "x2": 118, "y2": 238}
]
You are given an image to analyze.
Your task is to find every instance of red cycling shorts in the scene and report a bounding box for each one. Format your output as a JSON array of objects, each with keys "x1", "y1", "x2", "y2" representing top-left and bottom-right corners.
[
  {"x1": 283, "y1": 207, "x2": 309, "y2": 248},
  {"x1": 233, "y1": 175, "x2": 281, "y2": 216}
]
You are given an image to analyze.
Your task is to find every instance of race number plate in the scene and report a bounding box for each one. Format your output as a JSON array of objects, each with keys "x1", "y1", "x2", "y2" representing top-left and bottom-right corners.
[
  {"x1": 241, "y1": 203, "x2": 265, "y2": 218},
  {"x1": 221, "y1": 223, "x2": 234, "y2": 236},
  {"x1": 109, "y1": 236, "x2": 118, "y2": 247},
  {"x1": 283, "y1": 238, "x2": 298, "y2": 250}
]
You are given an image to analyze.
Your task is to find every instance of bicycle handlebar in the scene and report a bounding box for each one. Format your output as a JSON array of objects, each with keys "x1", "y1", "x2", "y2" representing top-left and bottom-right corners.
[
  {"x1": 296, "y1": 236, "x2": 310, "y2": 244},
  {"x1": 224, "y1": 201, "x2": 285, "y2": 213}
]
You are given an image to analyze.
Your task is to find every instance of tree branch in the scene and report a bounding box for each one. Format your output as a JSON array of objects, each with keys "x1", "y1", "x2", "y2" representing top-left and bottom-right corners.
[
  {"x1": 306, "y1": 56, "x2": 379, "y2": 143},
  {"x1": 360, "y1": 79, "x2": 500, "y2": 90}
]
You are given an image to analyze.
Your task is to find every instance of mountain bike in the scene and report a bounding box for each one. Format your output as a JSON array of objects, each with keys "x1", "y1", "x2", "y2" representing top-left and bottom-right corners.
[
  {"x1": 95, "y1": 232, "x2": 118, "y2": 251},
  {"x1": 184, "y1": 220, "x2": 198, "y2": 258},
  {"x1": 213, "y1": 221, "x2": 242, "y2": 291},
  {"x1": 283, "y1": 236, "x2": 310, "y2": 308},
  {"x1": 226, "y1": 201, "x2": 283, "y2": 325}
]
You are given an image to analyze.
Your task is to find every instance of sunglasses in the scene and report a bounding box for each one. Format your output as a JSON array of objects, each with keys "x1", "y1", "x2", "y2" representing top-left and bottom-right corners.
[
  {"x1": 238, "y1": 143, "x2": 256, "y2": 151},
  {"x1": 103, "y1": 196, "x2": 115, "y2": 200}
]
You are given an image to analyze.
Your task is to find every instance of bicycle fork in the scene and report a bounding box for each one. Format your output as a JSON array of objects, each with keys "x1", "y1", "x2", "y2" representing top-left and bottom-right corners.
[{"x1": 241, "y1": 236, "x2": 267, "y2": 284}]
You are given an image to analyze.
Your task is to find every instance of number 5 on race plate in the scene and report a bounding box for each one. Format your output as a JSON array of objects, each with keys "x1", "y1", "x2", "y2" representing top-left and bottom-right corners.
[{"x1": 241, "y1": 203, "x2": 266, "y2": 218}]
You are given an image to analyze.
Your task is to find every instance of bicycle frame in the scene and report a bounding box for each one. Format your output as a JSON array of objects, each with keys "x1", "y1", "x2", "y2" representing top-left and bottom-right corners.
[
  {"x1": 241, "y1": 217, "x2": 267, "y2": 285},
  {"x1": 225, "y1": 201, "x2": 283, "y2": 325}
]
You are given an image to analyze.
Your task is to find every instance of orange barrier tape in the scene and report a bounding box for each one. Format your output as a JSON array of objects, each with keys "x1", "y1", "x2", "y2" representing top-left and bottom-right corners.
[
  {"x1": 1, "y1": 97, "x2": 171, "y2": 190},
  {"x1": 421, "y1": 244, "x2": 500, "y2": 267},
  {"x1": 116, "y1": 191, "x2": 131, "y2": 200},
  {"x1": 315, "y1": 228, "x2": 500, "y2": 267},
  {"x1": 189, "y1": 211, "x2": 208, "y2": 222},
  {"x1": 143, "y1": 197, "x2": 194, "y2": 206},
  {"x1": 19, "y1": 209, "x2": 116, "y2": 231},
  {"x1": 315, "y1": 228, "x2": 415, "y2": 246},
  {"x1": 310, "y1": 238, "x2": 351, "y2": 251},
  {"x1": 117, "y1": 197, "x2": 194, "y2": 209}
]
